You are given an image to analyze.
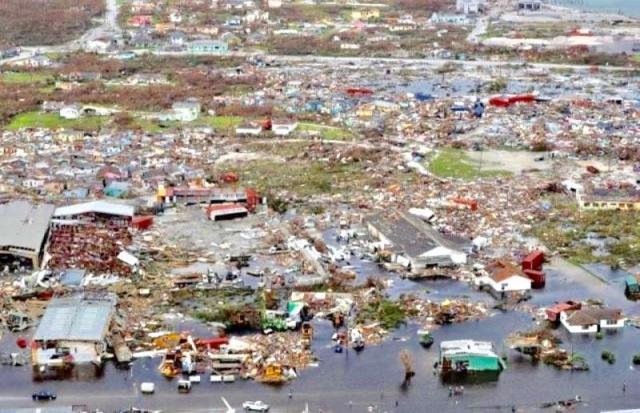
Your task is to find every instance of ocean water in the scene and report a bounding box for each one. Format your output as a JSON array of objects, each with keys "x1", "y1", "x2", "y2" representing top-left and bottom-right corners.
[{"x1": 552, "y1": 0, "x2": 640, "y2": 18}]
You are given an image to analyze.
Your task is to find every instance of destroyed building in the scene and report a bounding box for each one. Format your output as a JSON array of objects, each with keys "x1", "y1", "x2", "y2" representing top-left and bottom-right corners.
[
  {"x1": 0, "y1": 200, "x2": 55, "y2": 268},
  {"x1": 366, "y1": 210, "x2": 469, "y2": 273},
  {"x1": 32, "y1": 295, "x2": 116, "y2": 366}
]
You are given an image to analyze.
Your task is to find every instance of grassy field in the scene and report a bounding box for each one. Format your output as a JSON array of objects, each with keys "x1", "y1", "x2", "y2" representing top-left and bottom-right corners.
[
  {"x1": 8, "y1": 111, "x2": 105, "y2": 131},
  {"x1": 298, "y1": 122, "x2": 353, "y2": 141},
  {"x1": 127, "y1": 115, "x2": 245, "y2": 133},
  {"x1": 0, "y1": 71, "x2": 52, "y2": 84},
  {"x1": 428, "y1": 148, "x2": 510, "y2": 180},
  {"x1": 201, "y1": 115, "x2": 244, "y2": 129}
]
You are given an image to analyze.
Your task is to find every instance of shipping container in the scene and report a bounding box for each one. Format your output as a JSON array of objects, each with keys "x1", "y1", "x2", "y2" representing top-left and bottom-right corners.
[
  {"x1": 522, "y1": 250, "x2": 544, "y2": 271},
  {"x1": 524, "y1": 269, "x2": 545, "y2": 289}
]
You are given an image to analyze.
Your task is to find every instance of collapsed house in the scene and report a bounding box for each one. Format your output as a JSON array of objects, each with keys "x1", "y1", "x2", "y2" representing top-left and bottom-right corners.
[
  {"x1": 47, "y1": 201, "x2": 135, "y2": 273},
  {"x1": 32, "y1": 295, "x2": 116, "y2": 366},
  {"x1": 0, "y1": 201, "x2": 55, "y2": 268},
  {"x1": 366, "y1": 210, "x2": 468, "y2": 273}
]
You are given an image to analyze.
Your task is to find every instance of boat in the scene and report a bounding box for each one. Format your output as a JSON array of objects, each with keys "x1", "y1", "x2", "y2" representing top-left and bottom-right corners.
[
  {"x1": 417, "y1": 330, "x2": 434, "y2": 348},
  {"x1": 438, "y1": 340, "x2": 505, "y2": 373}
]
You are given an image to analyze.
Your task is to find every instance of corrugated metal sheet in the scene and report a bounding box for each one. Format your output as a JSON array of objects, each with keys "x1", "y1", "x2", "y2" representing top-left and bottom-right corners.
[
  {"x1": 54, "y1": 200, "x2": 134, "y2": 218},
  {"x1": 33, "y1": 296, "x2": 115, "y2": 342},
  {"x1": 0, "y1": 201, "x2": 55, "y2": 252}
]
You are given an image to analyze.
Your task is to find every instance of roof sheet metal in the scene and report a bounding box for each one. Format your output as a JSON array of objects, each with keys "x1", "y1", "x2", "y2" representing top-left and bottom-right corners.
[
  {"x1": 33, "y1": 296, "x2": 115, "y2": 342},
  {"x1": 53, "y1": 200, "x2": 135, "y2": 218},
  {"x1": 0, "y1": 201, "x2": 55, "y2": 252}
]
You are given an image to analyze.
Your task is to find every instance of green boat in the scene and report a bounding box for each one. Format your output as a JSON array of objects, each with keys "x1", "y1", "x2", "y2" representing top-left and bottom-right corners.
[{"x1": 417, "y1": 330, "x2": 434, "y2": 348}]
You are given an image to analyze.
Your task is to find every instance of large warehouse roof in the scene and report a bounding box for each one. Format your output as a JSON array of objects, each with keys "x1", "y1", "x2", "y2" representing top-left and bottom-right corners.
[
  {"x1": 33, "y1": 296, "x2": 115, "y2": 342},
  {"x1": 54, "y1": 200, "x2": 135, "y2": 218},
  {"x1": 0, "y1": 201, "x2": 55, "y2": 252}
]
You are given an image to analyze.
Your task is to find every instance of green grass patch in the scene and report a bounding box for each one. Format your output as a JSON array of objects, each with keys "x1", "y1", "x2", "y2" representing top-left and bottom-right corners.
[
  {"x1": 632, "y1": 54, "x2": 640, "y2": 64},
  {"x1": 217, "y1": 158, "x2": 368, "y2": 197},
  {"x1": 8, "y1": 111, "x2": 105, "y2": 131},
  {"x1": 201, "y1": 115, "x2": 243, "y2": 129},
  {"x1": 356, "y1": 299, "x2": 406, "y2": 330},
  {"x1": 0, "y1": 71, "x2": 52, "y2": 84},
  {"x1": 428, "y1": 148, "x2": 511, "y2": 180},
  {"x1": 128, "y1": 115, "x2": 244, "y2": 133},
  {"x1": 298, "y1": 122, "x2": 353, "y2": 141}
]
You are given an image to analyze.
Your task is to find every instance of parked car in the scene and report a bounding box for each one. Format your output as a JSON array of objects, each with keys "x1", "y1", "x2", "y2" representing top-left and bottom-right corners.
[
  {"x1": 32, "y1": 390, "x2": 57, "y2": 401},
  {"x1": 242, "y1": 400, "x2": 270, "y2": 411}
]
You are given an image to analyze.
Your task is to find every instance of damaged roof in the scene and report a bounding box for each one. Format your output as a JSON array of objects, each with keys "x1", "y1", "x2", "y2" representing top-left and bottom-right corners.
[
  {"x1": 33, "y1": 296, "x2": 116, "y2": 342},
  {"x1": 366, "y1": 210, "x2": 469, "y2": 258},
  {"x1": 0, "y1": 200, "x2": 55, "y2": 252}
]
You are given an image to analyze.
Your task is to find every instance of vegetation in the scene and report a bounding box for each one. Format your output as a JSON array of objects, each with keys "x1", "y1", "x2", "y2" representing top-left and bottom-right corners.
[
  {"x1": 601, "y1": 350, "x2": 616, "y2": 364},
  {"x1": 0, "y1": 71, "x2": 52, "y2": 84},
  {"x1": 357, "y1": 299, "x2": 407, "y2": 330},
  {"x1": 298, "y1": 123, "x2": 353, "y2": 141},
  {"x1": 0, "y1": 0, "x2": 104, "y2": 46},
  {"x1": 530, "y1": 196, "x2": 640, "y2": 267},
  {"x1": 8, "y1": 111, "x2": 104, "y2": 131},
  {"x1": 428, "y1": 148, "x2": 511, "y2": 180},
  {"x1": 633, "y1": 353, "x2": 640, "y2": 365},
  {"x1": 486, "y1": 78, "x2": 508, "y2": 93}
]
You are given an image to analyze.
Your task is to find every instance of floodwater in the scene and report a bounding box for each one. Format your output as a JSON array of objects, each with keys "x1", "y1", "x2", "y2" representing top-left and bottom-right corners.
[
  {"x1": 1, "y1": 258, "x2": 640, "y2": 412},
  {"x1": 552, "y1": 0, "x2": 640, "y2": 18}
]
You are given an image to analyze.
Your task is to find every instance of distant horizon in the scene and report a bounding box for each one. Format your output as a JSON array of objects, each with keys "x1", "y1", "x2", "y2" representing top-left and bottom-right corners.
[{"x1": 553, "y1": 0, "x2": 640, "y2": 18}]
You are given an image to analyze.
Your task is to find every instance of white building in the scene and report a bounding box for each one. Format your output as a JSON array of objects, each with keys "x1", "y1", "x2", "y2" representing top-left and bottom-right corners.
[
  {"x1": 60, "y1": 104, "x2": 82, "y2": 120},
  {"x1": 560, "y1": 307, "x2": 625, "y2": 334},
  {"x1": 85, "y1": 39, "x2": 112, "y2": 53},
  {"x1": 235, "y1": 124, "x2": 262, "y2": 136},
  {"x1": 476, "y1": 259, "x2": 531, "y2": 295},
  {"x1": 456, "y1": 0, "x2": 483, "y2": 14},
  {"x1": 271, "y1": 119, "x2": 298, "y2": 136},
  {"x1": 162, "y1": 99, "x2": 201, "y2": 122}
]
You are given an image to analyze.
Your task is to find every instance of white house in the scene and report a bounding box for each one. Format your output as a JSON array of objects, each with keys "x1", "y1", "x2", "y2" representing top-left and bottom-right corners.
[
  {"x1": 171, "y1": 99, "x2": 201, "y2": 122},
  {"x1": 560, "y1": 307, "x2": 625, "y2": 334},
  {"x1": 272, "y1": 119, "x2": 298, "y2": 136},
  {"x1": 235, "y1": 124, "x2": 262, "y2": 136},
  {"x1": 477, "y1": 259, "x2": 531, "y2": 295},
  {"x1": 60, "y1": 104, "x2": 82, "y2": 120},
  {"x1": 456, "y1": 0, "x2": 483, "y2": 14},
  {"x1": 267, "y1": 0, "x2": 282, "y2": 8},
  {"x1": 85, "y1": 38, "x2": 112, "y2": 53}
]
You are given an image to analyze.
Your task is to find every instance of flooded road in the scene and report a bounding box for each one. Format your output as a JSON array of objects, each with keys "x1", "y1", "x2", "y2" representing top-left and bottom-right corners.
[{"x1": 1, "y1": 257, "x2": 639, "y2": 412}]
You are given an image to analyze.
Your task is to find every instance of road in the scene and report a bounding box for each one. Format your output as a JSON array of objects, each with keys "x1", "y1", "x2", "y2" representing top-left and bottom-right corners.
[{"x1": 144, "y1": 49, "x2": 639, "y2": 72}]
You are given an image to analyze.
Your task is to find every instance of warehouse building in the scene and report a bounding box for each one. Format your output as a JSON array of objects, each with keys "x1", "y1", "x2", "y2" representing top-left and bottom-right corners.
[
  {"x1": 32, "y1": 295, "x2": 116, "y2": 367},
  {"x1": 0, "y1": 200, "x2": 55, "y2": 268}
]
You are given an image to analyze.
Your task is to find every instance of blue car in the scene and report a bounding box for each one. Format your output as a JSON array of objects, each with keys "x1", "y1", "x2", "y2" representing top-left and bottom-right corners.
[{"x1": 32, "y1": 391, "x2": 56, "y2": 401}]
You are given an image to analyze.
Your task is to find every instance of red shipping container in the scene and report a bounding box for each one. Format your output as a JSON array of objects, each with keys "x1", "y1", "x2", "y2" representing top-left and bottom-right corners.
[
  {"x1": 522, "y1": 250, "x2": 544, "y2": 271},
  {"x1": 132, "y1": 215, "x2": 154, "y2": 230},
  {"x1": 245, "y1": 188, "x2": 259, "y2": 212},
  {"x1": 195, "y1": 337, "x2": 229, "y2": 350},
  {"x1": 524, "y1": 269, "x2": 545, "y2": 289}
]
